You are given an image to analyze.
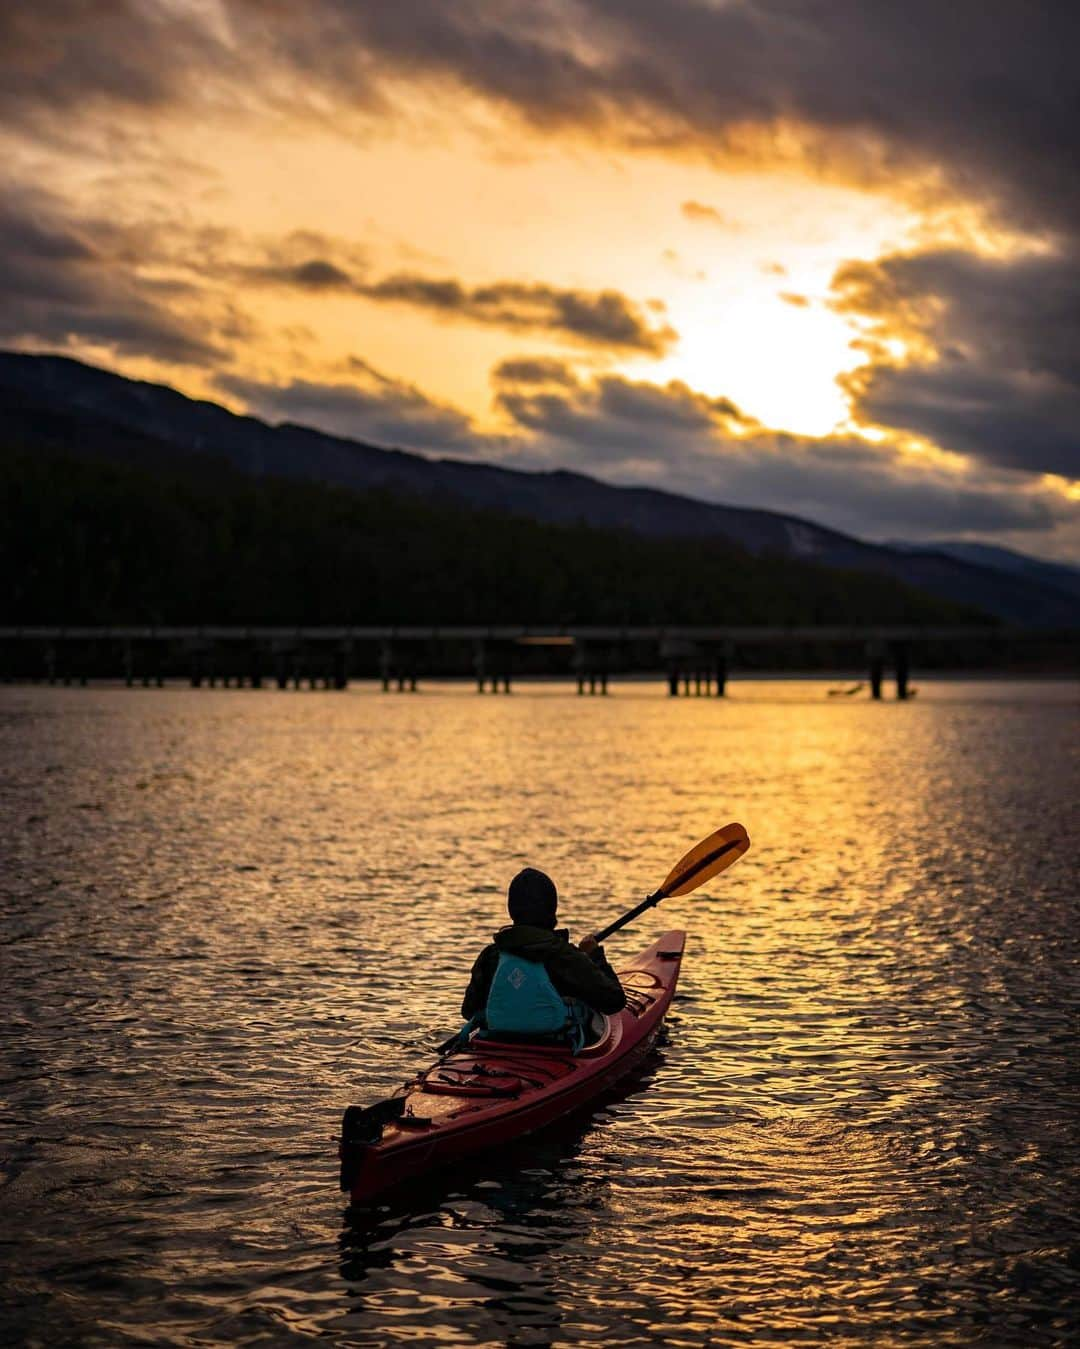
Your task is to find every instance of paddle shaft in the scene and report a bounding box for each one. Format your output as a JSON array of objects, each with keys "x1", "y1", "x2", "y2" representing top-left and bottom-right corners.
[
  {"x1": 593, "y1": 834, "x2": 746, "y2": 944},
  {"x1": 593, "y1": 891, "x2": 663, "y2": 944}
]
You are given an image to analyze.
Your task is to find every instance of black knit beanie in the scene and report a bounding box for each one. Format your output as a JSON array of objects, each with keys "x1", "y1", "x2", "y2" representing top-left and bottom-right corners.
[{"x1": 507, "y1": 868, "x2": 558, "y2": 927}]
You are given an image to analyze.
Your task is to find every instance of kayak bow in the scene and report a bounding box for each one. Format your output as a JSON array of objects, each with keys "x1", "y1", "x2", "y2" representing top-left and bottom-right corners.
[{"x1": 340, "y1": 929, "x2": 685, "y2": 1203}]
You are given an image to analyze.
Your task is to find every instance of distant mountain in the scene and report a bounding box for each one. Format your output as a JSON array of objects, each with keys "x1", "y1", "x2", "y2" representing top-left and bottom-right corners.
[
  {"x1": 889, "y1": 540, "x2": 1080, "y2": 603},
  {"x1": 2, "y1": 350, "x2": 1078, "y2": 627}
]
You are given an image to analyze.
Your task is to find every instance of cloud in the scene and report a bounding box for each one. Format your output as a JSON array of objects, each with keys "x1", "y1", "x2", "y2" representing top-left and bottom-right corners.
[
  {"x1": 0, "y1": 178, "x2": 674, "y2": 371},
  {"x1": 204, "y1": 229, "x2": 370, "y2": 292},
  {"x1": 227, "y1": 243, "x2": 677, "y2": 353},
  {"x1": 0, "y1": 2, "x2": 228, "y2": 138},
  {"x1": 6, "y1": 4, "x2": 1076, "y2": 241},
  {"x1": 359, "y1": 273, "x2": 677, "y2": 354},
  {"x1": 778, "y1": 292, "x2": 809, "y2": 308},
  {"x1": 252, "y1": 258, "x2": 355, "y2": 290},
  {"x1": 833, "y1": 246, "x2": 1080, "y2": 480},
  {"x1": 211, "y1": 1, "x2": 1079, "y2": 238},
  {"x1": 489, "y1": 362, "x2": 1074, "y2": 543},
  {"x1": 681, "y1": 200, "x2": 740, "y2": 229},
  {"x1": 0, "y1": 183, "x2": 224, "y2": 365},
  {"x1": 492, "y1": 357, "x2": 580, "y2": 387},
  {"x1": 493, "y1": 364, "x2": 745, "y2": 464},
  {"x1": 217, "y1": 360, "x2": 486, "y2": 457}
]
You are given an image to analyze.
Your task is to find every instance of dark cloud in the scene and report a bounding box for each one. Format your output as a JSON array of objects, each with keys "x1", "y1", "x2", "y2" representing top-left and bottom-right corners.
[
  {"x1": 492, "y1": 357, "x2": 580, "y2": 387},
  {"x1": 356, "y1": 274, "x2": 677, "y2": 354},
  {"x1": 218, "y1": 362, "x2": 485, "y2": 457},
  {"x1": 228, "y1": 249, "x2": 676, "y2": 354},
  {"x1": 218, "y1": 1, "x2": 1079, "y2": 236},
  {"x1": 7, "y1": 4, "x2": 1075, "y2": 239},
  {"x1": 0, "y1": 209, "x2": 98, "y2": 264},
  {"x1": 833, "y1": 246, "x2": 1080, "y2": 479},
  {"x1": 0, "y1": 3, "x2": 227, "y2": 136},
  {"x1": 254, "y1": 258, "x2": 355, "y2": 290},
  {"x1": 205, "y1": 230, "x2": 370, "y2": 292},
  {"x1": 0, "y1": 185, "x2": 223, "y2": 365},
  {"x1": 493, "y1": 369, "x2": 744, "y2": 465}
]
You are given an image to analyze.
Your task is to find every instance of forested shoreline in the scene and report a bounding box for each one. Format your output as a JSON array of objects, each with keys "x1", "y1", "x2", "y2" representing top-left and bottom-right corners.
[{"x1": 3, "y1": 441, "x2": 983, "y2": 627}]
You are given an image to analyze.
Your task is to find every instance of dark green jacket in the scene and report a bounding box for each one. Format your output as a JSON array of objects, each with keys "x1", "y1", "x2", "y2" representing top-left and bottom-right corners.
[{"x1": 462, "y1": 924, "x2": 627, "y2": 1019}]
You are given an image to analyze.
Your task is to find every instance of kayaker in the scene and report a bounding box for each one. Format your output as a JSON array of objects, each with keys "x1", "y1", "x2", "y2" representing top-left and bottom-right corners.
[{"x1": 461, "y1": 867, "x2": 626, "y2": 1047}]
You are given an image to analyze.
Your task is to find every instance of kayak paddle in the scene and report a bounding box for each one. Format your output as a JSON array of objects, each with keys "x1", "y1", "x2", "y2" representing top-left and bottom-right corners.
[{"x1": 592, "y1": 822, "x2": 750, "y2": 943}]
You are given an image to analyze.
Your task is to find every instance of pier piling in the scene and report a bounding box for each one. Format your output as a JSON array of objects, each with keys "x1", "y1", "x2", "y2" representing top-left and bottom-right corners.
[
  {"x1": 572, "y1": 639, "x2": 609, "y2": 695},
  {"x1": 894, "y1": 641, "x2": 911, "y2": 700},
  {"x1": 868, "y1": 641, "x2": 884, "y2": 700},
  {"x1": 716, "y1": 642, "x2": 731, "y2": 696}
]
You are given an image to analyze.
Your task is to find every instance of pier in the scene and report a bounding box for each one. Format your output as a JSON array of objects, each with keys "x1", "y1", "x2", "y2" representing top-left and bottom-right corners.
[{"x1": 1, "y1": 625, "x2": 1074, "y2": 699}]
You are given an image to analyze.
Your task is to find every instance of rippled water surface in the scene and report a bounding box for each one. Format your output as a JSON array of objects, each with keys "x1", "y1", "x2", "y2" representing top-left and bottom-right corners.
[{"x1": 2, "y1": 679, "x2": 1078, "y2": 1346}]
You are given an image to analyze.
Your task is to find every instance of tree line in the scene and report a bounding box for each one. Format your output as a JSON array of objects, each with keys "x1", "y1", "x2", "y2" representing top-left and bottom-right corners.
[{"x1": 2, "y1": 440, "x2": 982, "y2": 627}]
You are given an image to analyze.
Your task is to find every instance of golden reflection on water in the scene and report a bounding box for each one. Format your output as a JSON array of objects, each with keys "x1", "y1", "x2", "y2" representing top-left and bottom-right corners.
[{"x1": 1, "y1": 679, "x2": 1077, "y2": 1345}]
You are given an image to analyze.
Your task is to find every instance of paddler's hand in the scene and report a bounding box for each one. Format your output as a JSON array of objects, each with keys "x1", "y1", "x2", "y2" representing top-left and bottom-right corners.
[{"x1": 578, "y1": 934, "x2": 600, "y2": 957}]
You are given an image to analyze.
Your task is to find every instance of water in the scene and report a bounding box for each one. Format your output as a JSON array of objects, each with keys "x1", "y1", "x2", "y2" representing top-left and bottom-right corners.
[{"x1": 1, "y1": 680, "x2": 1077, "y2": 1346}]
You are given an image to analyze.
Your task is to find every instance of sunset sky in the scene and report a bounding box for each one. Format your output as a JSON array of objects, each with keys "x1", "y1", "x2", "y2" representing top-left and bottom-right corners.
[{"x1": 3, "y1": 1, "x2": 1078, "y2": 558}]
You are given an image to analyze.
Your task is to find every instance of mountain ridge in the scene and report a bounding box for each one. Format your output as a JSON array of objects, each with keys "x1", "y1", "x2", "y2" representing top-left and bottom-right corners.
[{"x1": 888, "y1": 539, "x2": 1080, "y2": 603}]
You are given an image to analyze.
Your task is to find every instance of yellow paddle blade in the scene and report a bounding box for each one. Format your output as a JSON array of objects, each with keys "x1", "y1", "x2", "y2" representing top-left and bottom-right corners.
[{"x1": 659, "y1": 822, "x2": 750, "y2": 898}]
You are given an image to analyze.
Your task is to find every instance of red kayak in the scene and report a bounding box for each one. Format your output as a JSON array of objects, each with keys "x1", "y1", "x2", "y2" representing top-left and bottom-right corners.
[{"x1": 340, "y1": 929, "x2": 686, "y2": 1203}]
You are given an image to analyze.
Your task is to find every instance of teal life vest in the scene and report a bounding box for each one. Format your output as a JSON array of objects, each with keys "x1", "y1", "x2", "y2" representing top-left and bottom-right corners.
[{"x1": 485, "y1": 951, "x2": 570, "y2": 1036}]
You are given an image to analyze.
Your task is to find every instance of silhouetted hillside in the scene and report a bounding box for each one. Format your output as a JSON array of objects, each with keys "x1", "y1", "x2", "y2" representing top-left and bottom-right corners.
[
  {"x1": 2, "y1": 351, "x2": 1076, "y2": 626},
  {"x1": 1, "y1": 438, "x2": 983, "y2": 628}
]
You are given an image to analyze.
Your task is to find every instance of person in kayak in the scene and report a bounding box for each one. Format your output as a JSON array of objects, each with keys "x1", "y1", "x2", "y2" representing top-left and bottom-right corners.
[{"x1": 461, "y1": 867, "x2": 626, "y2": 1048}]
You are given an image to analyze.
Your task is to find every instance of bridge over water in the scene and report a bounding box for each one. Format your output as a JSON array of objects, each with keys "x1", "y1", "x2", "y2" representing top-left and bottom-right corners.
[{"x1": 3, "y1": 625, "x2": 1074, "y2": 699}]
